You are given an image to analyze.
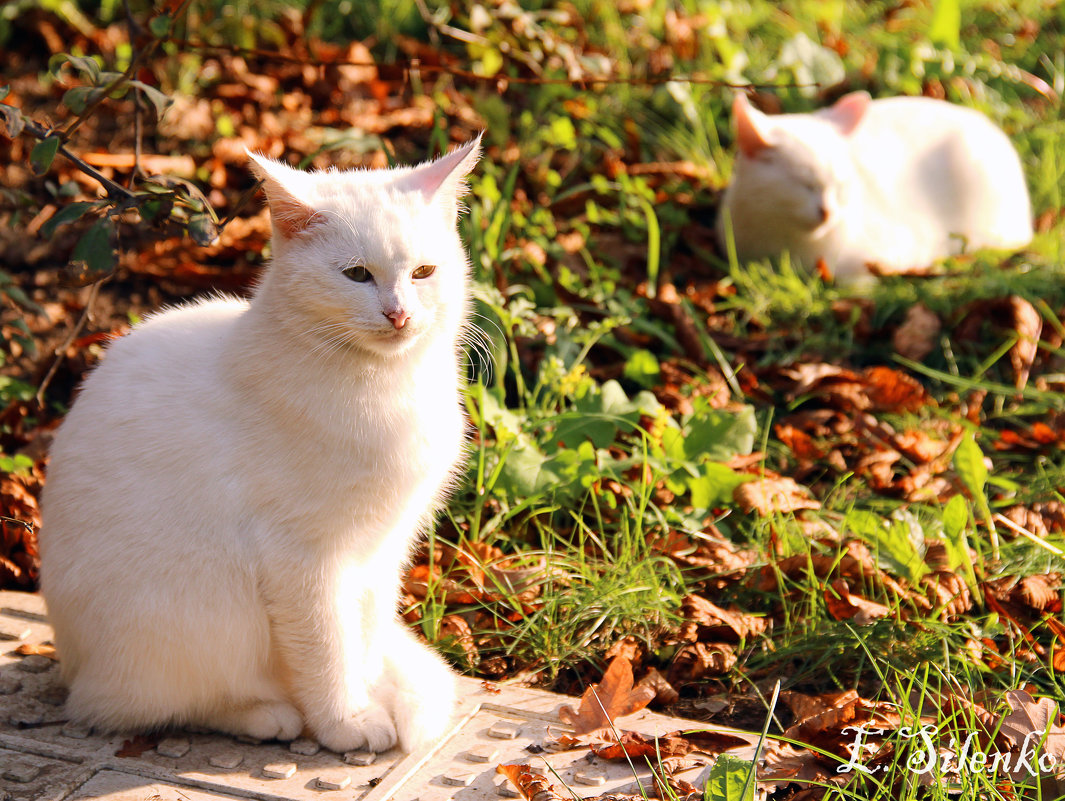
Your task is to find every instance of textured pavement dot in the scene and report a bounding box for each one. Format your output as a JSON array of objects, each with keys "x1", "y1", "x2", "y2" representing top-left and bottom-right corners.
[
  {"x1": 60, "y1": 722, "x2": 91, "y2": 739},
  {"x1": 208, "y1": 751, "x2": 243, "y2": 769},
  {"x1": 38, "y1": 685, "x2": 68, "y2": 706},
  {"x1": 343, "y1": 750, "x2": 377, "y2": 766},
  {"x1": 156, "y1": 737, "x2": 191, "y2": 758},
  {"x1": 574, "y1": 770, "x2": 607, "y2": 786},
  {"x1": 441, "y1": 770, "x2": 475, "y2": 787},
  {"x1": 262, "y1": 762, "x2": 297, "y2": 779},
  {"x1": 487, "y1": 720, "x2": 521, "y2": 739},
  {"x1": 494, "y1": 776, "x2": 520, "y2": 797},
  {"x1": 288, "y1": 737, "x2": 320, "y2": 755},
  {"x1": 315, "y1": 771, "x2": 351, "y2": 791},
  {"x1": 10, "y1": 710, "x2": 43, "y2": 727},
  {"x1": 0, "y1": 621, "x2": 31, "y2": 641},
  {"x1": 2, "y1": 761, "x2": 42, "y2": 783},
  {"x1": 464, "y1": 744, "x2": 499, "y2": 763},
  {"x1": 16, "y1": 654, "x2": 53, "y2": 673}
]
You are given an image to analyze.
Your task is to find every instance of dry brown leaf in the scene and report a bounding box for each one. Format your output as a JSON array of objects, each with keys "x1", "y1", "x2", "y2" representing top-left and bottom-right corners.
[
  {"x1": 438, "y1": 615, "x2": 478, "y2": 667},
  {"x1": 997, "y1": 690, "x2": 1065, "y2": 760},
  {"x1": 557, "y1": 655, "x2": 656, "y2": 735},
  {"x1": 14, "y1": 642, "x2": 57, "y2": 659},
  {"x1": 680, "y1": 593, "x2": 767, "y2": 642},
  {"x1": 892, "y1": 303, "x2": 941, "y2": 361},
  {"x1": 824, "y1": 579, "x2": 892, "y2": 624},
  {"x1": 668, "y1": 642, "x2": 736, "y2": 683},
  {"x1": 115, "y1": 734, "x2": 160, "y2": 758},
  {"x1": 637, "y1": 667, "x2": 680, "y2": 706},
  {"x1": 1014, "y1": 574, "x2": 1059, "y2": 612},
  {"x1": 1009, "y1": 295, "x2": 1042, "y2": 391},
  {"x1": 921, "y1": 571, "x2": 973, "y2": 619},
  {"x1": 862, "y1": 366, "x2": 932, "y2": 413},
  {"x1": 496, "y1": 764, "x2": 564, "y2": 801},
  {"x1": 733, "y1": 477, "x2": 820, "y2": 516}
]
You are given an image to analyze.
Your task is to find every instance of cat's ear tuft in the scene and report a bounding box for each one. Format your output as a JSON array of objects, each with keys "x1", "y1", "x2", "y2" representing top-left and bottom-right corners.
[
  {"x1": 400, "y1": 134, "x2": 483, "y2": 206},
  {"x1": 827, "y1": 91, "x2": 871, "y2": 135},
  {"x1": 246, "y1": 150, "x2": 323, "y2": 240},
  {"x1": 733, "y1": 94, "x2": 771, "y2": 158}
]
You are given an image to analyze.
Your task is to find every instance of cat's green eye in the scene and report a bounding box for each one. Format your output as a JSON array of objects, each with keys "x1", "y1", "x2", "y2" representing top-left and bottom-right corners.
[
  {"x1": 343, "y1": 265, "x2": 372, "y2": 283},
  {"x1": 412, "y1": 264, "x2": 436, "y2": 280}
]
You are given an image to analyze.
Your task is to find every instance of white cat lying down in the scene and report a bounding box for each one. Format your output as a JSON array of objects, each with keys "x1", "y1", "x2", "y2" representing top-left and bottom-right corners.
[
  {"x1": 40, "y1": 138, "x2": 482, "y2": 753},
  {"x1": 717, "y1": 91, "x2": 1032, "y2": 281}
]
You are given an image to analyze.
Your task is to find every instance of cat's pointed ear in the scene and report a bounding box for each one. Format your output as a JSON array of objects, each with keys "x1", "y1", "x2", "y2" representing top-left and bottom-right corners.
[
  {"x1": 733, "y1": 94, "x2": 772, "y2": 158},
  {"x1": 246, "y1": 150, "x2": 322, "y2": 240},
  {"x1": 827, "y1": 91, "x2": 871, "y2": 135},
  {"x1": 399, "y1": 134, "x2": 483, "y2": 206}
]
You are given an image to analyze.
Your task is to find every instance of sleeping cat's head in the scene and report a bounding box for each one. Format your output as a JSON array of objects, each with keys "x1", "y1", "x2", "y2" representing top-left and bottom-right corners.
[
  {"x1": 247, "y1": 137, "x2": 481, "y2": 359},
  {"x1": 724, "y1": 92, "x2": 870, "y2": 243}
]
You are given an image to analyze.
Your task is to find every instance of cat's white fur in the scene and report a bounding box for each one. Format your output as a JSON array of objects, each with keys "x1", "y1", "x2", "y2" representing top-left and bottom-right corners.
[
  {"x1": 39, "y1": 137, "x2": 482, "y2": 753},
  {"x1": 717, "y1": 92, "x2": 1032, "y2": 280}
]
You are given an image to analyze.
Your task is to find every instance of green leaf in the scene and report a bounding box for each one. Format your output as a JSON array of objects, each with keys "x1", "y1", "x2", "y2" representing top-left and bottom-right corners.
[
  {"x1": 129, "y1": 80, "x2": 173, "y2": 118},
  {"x1": 30, "y1": 136, "x2": 60, "y2": 176},
  {"x1": 942, "y1": 494, "x2": 968, "y2": 543},
  {"x1": 49, "y1": 53, "x2": 101, "y2": 83},
  {"x1": 69, "y1": 217, "x2": 116, "y2": 283},
  {"x1": 704, "y1": 754, "x2": 755, "y2": 801},
  {"x1": 684, "y1": 404, "x2": 757, "y2": 462},
  {"x1": 929, "y1": 0, "x2": 961, "y2": 50},
  {"x1": 187, "y1": 213, "x2": 219, "y2": 246},
  {"x1": 62, "y1": 86, "x2": 102, "y2": 114},
  {"x1": 623, "y1": 349, "x2": 660, "y2": 388},
  {"x1": 41, "y1": 201, "x2": 97, "y2": 238},
  {"x1": 688, "y1": 462, "x2": 748, "y2": 512},
  {"x1": 148, "y1": 13, "x2": 171, "y2": 38},
  {"x1": 953, "y1": 436, "x2": 987, "y2": 500}
]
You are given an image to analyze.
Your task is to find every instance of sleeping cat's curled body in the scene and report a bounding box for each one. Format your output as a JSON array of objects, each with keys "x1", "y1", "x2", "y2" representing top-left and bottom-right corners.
[
  {"x1": 717, "y1": 92, "x2": 1032, "y2": 280},
  {"x1": 40, "y1": 137, "x2": 482, "y2": 753}
]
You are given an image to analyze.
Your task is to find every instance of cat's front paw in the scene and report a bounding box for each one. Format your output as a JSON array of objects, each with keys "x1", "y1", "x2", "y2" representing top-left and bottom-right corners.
[
  {"x1": 389, "y1": 653, "x2": 458, "y2": 752},
  {"x1": 312, "y1": 705, "x2": 397, "y2": 754}
]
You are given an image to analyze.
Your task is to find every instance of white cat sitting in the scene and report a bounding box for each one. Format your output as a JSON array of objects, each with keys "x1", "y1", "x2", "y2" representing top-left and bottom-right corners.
[
  {"x1": 40, "y1": 136, "x2": 482, "y2": 753},
  {"x1": 717, "y1": 92, "x2": 1033, "y2": 281}
]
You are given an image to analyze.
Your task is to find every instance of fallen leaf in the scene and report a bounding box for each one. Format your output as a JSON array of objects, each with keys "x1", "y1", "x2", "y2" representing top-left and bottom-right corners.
[
  {"x1": 733, "y1": 477, "x2": 820, "y2": 516},
  {"x1": 637, "y1": 667, "x2": 680, "y2": 706},
  {"x1": 668, "y1": 642, "x2": 737, "y2": 683},
  {"x1": 557, "y1": 655, "x2": 656, "y2": 735},
  {"x1": 14, "y1": 642, "x2": 57, "y2": 659},
  {"x1": 115, "y1": 734, "x2": 160, "y2": 758},
  {"x1": 496, "y1": 764, "x2": 564, "y2": 801},
  {"x1": 1008, "y1": 295, "x2": 1042, "y2": 391},
  {"x1": 892, "y1": 303, "x2": 941, "y2": 361},
  {"x1": 824, "y1": 579, "x2": 892, "y2": 624}
]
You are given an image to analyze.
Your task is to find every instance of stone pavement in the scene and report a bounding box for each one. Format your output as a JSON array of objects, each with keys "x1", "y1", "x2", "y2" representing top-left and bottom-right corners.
[{"x1": 0, "y1": 591, "x2": 757, "y2": 801}]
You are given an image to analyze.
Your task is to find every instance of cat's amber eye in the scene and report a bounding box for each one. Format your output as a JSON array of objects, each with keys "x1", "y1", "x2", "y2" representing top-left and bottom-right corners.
[
  {"x1": 343, "y1": 265, "x2": 372, "y2": 283},
  {"x1": 412, "y1": 264, "x2": 437, "y2": 280}
]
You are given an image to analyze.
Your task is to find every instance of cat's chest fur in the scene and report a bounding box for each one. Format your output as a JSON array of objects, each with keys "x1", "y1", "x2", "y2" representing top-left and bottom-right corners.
[{"x1": 219, "y1": 309, "x2": 465, "y2": 547}]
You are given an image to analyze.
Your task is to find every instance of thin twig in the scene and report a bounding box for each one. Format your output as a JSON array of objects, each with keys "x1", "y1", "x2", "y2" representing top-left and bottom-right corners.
[
  {"x1": 216, "y1": 178, "x2": 264, "y2": 233},
  {"x1": 36, "y1": 278, "x2": 106, "y2": 409},
  {"x1": 20, "y1": 117, "x2": 135, "y2": 201}
]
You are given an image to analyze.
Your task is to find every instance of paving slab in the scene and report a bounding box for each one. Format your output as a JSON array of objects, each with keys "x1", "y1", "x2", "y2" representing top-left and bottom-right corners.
[{"x1": 0, "y1": 591, "x2": 757, "y2": 800}]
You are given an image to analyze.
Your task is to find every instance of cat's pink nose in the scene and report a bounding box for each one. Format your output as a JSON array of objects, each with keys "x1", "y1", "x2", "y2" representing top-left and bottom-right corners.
[{"x1": 386, "y1": 310, "x2": 410, "y2": 330}]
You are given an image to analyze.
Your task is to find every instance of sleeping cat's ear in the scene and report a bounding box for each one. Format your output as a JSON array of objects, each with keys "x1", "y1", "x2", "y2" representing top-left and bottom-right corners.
[
  {"x1": 245, "y1": 151, "x2": 322, "y2": 240},
  {"x1": 825, "y1": 92, "x2": 871, "y2": 135},
  {"x1": 733, "y1": 94, "x2": 772, "y2": 158},
  {"x1": 397, "y1": 134, "x2": 483, "y2": 209}
]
